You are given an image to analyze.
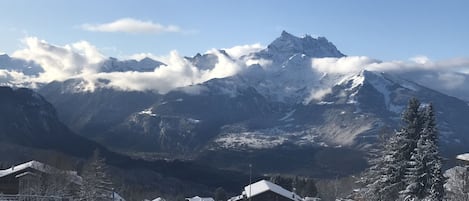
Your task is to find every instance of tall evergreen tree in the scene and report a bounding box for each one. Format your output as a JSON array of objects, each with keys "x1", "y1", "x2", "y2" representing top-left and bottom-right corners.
[
  {"x1": 401, "y1": 98, "x2": 423, "y2": 161},
  {"x1": 401, "y1": 134, "x2": 428, "y2": 200},
  {"x1": 214, "y1": 187, "x2": 227, "y2": 201},
  {"x1": 422, "y1": 104, "x2": 445, "y2": 201},
  {"x1": 363, "y1": 129, "x2": 408, "y2": 201},
  {"x1": 363, "y1": 99, "x2": 445, "y2": 201},
  {"x1": 79, "y1": 149, "x2": 114, "y2": 201},
  {"x1": 363, "y1": 98, "x2": 425, "y2": 201},
  {"x1": 398, "y1": 101, "x2": 445, "y2": 201}
]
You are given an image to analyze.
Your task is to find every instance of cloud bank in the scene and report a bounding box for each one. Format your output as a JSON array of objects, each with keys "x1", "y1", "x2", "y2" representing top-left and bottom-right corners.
[
  {"x1": 8, "y1": 37, "x2": 246, "y2": 93},
  {"x1": 222, "y1": 43, "x2": 264, "y2": 59},
  {"x1": 81, "y1": 18, "x2": 181, "y2": 34},
  {"x1": 11, "y1": 37, "x2": 105, "y2": 83},
  {"x1": 3, "y1": 36, "x2": 469, "y2": 100},
  {"x1": 312, "y1": 56, "x2": 469, "y2": 74},
  {"x1": 312, "y1": 56, "x2": 469, "y2": 100}
]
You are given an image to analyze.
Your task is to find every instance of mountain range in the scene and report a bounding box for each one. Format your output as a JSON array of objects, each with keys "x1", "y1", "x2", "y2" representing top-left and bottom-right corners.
[{"x1": 1, "y1": 31, "x2": 469, "y2": 177}]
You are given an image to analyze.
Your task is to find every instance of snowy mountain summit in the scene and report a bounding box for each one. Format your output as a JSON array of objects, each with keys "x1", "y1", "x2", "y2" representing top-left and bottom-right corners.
[
  {"x1": 255, "y1": 31, "x2": 344, "y2": 63},
  {"x1": 15, "y1": 31, "x2": 469, "y2": 164}
]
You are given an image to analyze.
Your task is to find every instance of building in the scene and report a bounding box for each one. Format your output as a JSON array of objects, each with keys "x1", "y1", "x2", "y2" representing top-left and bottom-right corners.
[
  {"x1": 0, "y1": 160, "x2": 82, "y2": 196},
  {"x1": 456, "y1": 153, "x2": 469, "y2": 165},
  {"x1": 185, "y1": 196, "x2": 215, "y2": 201},
  {"x1": 0, "y1": 160, "x2": 127, "y2": 201},
  {"x1": 229, "y1": 180, "x2": 303, "y2": 201}
]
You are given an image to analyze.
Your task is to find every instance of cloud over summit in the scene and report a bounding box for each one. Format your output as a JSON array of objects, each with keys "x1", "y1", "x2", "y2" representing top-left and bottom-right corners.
[
  {"x1": 2, "y1": 36, "x2": 469, "y2": 100},
  {"x1": 8, "y1": 37, "x2": 248, "y2": 93}
]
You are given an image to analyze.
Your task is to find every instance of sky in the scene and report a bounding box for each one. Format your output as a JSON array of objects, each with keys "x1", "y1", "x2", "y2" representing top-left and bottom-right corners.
[
  {"x1": 1, "y1": 0, "x2": 468, "y2": 61},
  {"x1": 1, "y1": 0, "x2": 469, "y2": 101}
]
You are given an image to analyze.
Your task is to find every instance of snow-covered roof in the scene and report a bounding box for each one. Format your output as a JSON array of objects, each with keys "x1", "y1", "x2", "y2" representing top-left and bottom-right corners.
[
  {"x1": 243, "y1": 180, "x2": 303, "y2": 201},
  {"x1": 151, "y1": 197, "x2": 166, "y2": 201},
  {"x1": 0, "y1": 161, "x2": 53, "y2": 177},
  {"x1": 185, "y1": 196, "x2": 214, "y2": 201},
  {"x1": 113, "y1": 192, "x2": 126, "y2": 201},
  {"x1": 456, "y1": 153, "x2": 469, "y2": 162},
  {"x1": 0, "y1": 160, "x2": 82, "y2": 184}
]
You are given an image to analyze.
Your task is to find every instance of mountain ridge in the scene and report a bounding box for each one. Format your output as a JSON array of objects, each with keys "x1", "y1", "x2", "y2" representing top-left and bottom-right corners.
[{"x1": 2, "y1": 31, "x2": 469, "y2": 177}]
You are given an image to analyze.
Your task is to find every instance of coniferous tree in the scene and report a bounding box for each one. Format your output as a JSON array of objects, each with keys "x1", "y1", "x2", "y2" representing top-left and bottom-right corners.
[
  {"x1": 270, "y1": 175, "x2": 293, "y2": 191},
  {"x1": 363, "y1": 99, "x2": 445, "y2": 201},
  {"x1": 401, "y1": 135, "x2": 428, "y2": 200},
  {"x1": 79, "y1": 149, "x2": 114, "y2": 201},
  {"x1": 401, "y1": 98, "x2": 423, "y2": 162},
  {"x1": 363, "y1": 98, "x2": 423, "y2": 201},
  {"x1": 292, "y1": 177, "x2": 317, "y2": 197},
  {"x1": 214, "y1": 187, "x2": 227, "y2": 201},
  {"x1": 422, "y1": 104, "x2": 445, "y2": 201},
  {"x1": 375, "y1": 130, "x2": 409, "y2": 201},
  {"x1": 301, "y1": 178, "x2": 318, "y2": 197}
]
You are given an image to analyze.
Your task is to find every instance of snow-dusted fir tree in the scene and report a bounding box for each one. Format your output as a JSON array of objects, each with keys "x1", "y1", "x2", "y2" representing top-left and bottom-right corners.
[
  {"x1": 401, "y1": 103, "x2": 445, "y2": 201},
  {"x1": 400, "y1": 98, "x2": 423, "y2": 161},
  {"x1": 422, "y1": 104, "x2": 445, "y2": 201},
  {"x1": 362, "y1": 99, "x2": 445, "y2": 201},
  {"x1": 363, "y1": 98, "x2": 441, "y2": 201},
  {"x1": 79, "y1": 149, "x2": 114, "y2": 201},
  {"x1": 363, "y1": 129, "x2": 408, "y2": 201},
  {"x1": 401, "y1": 132, "x2": 429, "y2": 200}
]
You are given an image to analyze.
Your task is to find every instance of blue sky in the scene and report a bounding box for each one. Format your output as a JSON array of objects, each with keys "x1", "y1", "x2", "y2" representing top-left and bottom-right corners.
[{"x1": 1, "y1": 0, "x2": 468, "y2": 60}]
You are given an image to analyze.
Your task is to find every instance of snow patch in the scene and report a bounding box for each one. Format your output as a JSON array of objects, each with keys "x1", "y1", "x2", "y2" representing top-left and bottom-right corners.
[
  {"x1": 187, "y1": 118, "x2": 201, "y2": 124},
  {"x1": 215, "y1": 132, "x2": 287, "y2": 149},
  {"x1": 279, "y1": 109, "x2": 296, "y2": 121},
  {"x1": 139, "y1": 108, "x2": 156, "y2": 117}
]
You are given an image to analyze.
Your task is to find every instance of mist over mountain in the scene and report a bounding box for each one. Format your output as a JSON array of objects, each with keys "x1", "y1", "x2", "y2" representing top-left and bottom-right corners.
[{"x1": 2, "y1": 31, "x2": 469, "y2": 177}]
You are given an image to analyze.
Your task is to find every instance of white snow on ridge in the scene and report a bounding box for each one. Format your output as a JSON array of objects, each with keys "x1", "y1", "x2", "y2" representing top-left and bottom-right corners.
[
  {"x1": 187, "y1": 118, "x2": 201, "y2": 124},
  {"x1": 139, "y1": 108, "x2": 156, "y2": 117},
  {"x1": 279, "y1": 109, "x2": 296, "y2": 121},
  {"x1": 215, "y1": 132, "x2": 287, "y2": 149}
]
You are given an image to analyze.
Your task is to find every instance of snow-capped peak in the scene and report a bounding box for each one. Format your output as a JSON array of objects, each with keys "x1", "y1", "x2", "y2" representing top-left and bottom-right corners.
[{"x1": 256, "y1": 31, "x2": 345, "y2": 63}]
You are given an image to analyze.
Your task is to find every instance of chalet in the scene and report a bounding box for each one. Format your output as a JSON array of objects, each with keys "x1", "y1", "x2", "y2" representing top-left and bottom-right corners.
[
  {"x1": 456, "y1": 153, "x2": 469, "y2": 165},
  {"x1": 185, "y1": 196, "x2": 215, "y2": 201},
  {"x1": 0, "y1": 160, "x2": 81, "y2": 196},
  {"x1": 0, "y1": 160, "x2": 127, "y2": 201},
  {"x1": 229, "y1": 180, "x2": 303, "y2": 201}
]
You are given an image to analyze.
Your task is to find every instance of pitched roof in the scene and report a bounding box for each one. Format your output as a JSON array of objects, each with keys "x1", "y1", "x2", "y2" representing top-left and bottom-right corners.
[
  {"x1": 456, "y1": 153, "x2": 469, "y2": 162},
  {"x1": 0, "y1": 160, "x2": 82, "y2": 184},
  {"x1": 185, "y1": 196, "x2": 215, "y2": 201},
  {"x1": 243, "y1": 180, "x2": 302, "y2": 201}
]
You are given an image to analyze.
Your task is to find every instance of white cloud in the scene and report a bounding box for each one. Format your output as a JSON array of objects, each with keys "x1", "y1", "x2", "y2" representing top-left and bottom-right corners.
[
  {"x1": 7, "y1": 37, "x2": 249, "y2": 93},
  {"x1": 126, "y1": 52, "x2": 164, "y2": 61},
  {"x1": 11, "y1": 37, "x2": 105, "y2": 82},
  {"x1": 311, "y1": 55, "x2": 469, "y2": 100},
  {"x1": 6, "y1": 36, "x2": 469, "y2": 100},
  {"x1": 219, "y1": 43, "x2": 273, "y2": 67},
  {"x1": 86, "y1": 50, "x2": 245, "y2": 93},
  {"x1": 222, "y1": 43, "x2": 264, "y2": 59},
  {"x1": 312, "y1": 56, "x2": 469, "y2": 75},
  {"x1": 437, "y1": 72, "x2": 466, "y2": 89},
  {"x1": 0, "y1": 70, "x2": 35, "y2": 88},
  {"x1": 81, "y1": 18, "x2": 181, "y2": 34},
  {"x1": 304, "y1": 88, "x2": 332, "y2": 103},
  {"x1": 201, "y1": 49, "x2": 244, "y2": 80},
  {"x1": 312, "y1": 56, "x2": 378, "y2": 74}
]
